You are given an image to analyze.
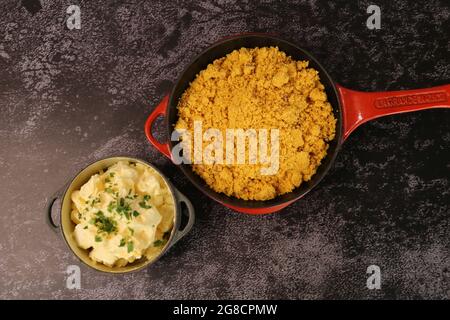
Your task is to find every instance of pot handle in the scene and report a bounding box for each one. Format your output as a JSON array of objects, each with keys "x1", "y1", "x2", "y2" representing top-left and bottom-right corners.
[
  {"x1": 337, "y1": 84, "x2": 450, "y2": 141},
  {"x1": 144, "y1": 95, "x2": 172, "y2": 159},
  {"x1": 45, "y1": 186, "x2": 66, "y2": 232},
  {"x1": 170, "y1": 189, "x2": 195, "y2": 248}
]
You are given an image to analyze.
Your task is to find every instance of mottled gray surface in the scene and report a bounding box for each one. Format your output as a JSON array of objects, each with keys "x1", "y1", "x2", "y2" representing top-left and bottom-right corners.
[{"x1": 0, "y1": 0, "x2": 449, "y2": 299}]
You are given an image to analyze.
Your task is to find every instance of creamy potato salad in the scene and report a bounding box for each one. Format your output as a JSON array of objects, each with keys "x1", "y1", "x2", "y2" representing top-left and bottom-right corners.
[{"x1": 71, "y1": 160, "x2": 175, "y2": 267}]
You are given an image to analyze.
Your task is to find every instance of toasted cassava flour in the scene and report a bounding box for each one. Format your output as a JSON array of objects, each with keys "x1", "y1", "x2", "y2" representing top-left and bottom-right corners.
[{"x1": 176, "y1": 47, "x2": 336, "y2": 200}]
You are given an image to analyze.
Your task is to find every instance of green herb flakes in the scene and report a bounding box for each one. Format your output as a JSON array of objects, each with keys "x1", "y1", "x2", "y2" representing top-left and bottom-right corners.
[
  {"x1": 139, "y1": 201, "x2": 151, "y2": 209},
  {"x1": 127, "y1": 241, "x2": 134, "y2": 253},
  {"x1": 139, "y1": 194, "x2": 152, "y2": 209},
  {"x1": 105, "y1": 187, "x2": 113, "y2": 194},
  {"x1": 93, "y1": 210, "x2": 117, "y2": 234}
]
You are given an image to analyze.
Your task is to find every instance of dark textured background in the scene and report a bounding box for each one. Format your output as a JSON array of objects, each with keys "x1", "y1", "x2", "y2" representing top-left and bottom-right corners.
[{"x1": 0, "y1": 0, "x2": 449, "y2": 299}]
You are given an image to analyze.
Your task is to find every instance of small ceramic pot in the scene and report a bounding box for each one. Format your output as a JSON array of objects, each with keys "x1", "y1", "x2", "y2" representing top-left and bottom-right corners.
[{"x1": 46, "y1": 156, "x2": 195, "y2": 273}]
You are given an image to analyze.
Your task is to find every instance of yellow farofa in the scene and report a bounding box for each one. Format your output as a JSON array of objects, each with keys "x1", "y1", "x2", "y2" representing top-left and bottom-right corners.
[{"x1": 176, "y1": 47, "x2": 336, "y2": 201}]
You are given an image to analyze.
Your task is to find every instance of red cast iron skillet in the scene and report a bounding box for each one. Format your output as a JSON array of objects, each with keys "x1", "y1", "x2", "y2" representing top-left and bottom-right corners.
[{"x1": 145, "y1": 35, "x2": 450, "y2": 214}]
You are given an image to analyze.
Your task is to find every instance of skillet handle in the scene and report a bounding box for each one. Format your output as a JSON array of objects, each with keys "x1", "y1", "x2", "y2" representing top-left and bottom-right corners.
[
  {"x1": 144, "y1": 95, "x2": 172, "y2": 159},
  {"x1": 337, "y1": 84, "x2": 450, "y2": 141}
]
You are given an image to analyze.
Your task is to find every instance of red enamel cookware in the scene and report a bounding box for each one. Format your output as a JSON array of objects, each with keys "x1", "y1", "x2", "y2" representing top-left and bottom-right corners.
[{"x1": 145, "y1": 35, "x2": 450, "y2": 214}]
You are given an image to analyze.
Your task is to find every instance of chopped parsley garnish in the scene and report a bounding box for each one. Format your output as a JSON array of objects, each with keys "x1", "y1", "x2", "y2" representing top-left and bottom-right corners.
[
  {"x1": 116, "y1": 197, "x2": 132, "y2": 219},
  {"x1": 119, "y1": 238, "x2": 126, "y2": 247},
  {"x1": 107, "y1": 201, "x2": 115, "y2": 212},
  {"x1": 128, "y1": 227, "x2": 134, "y2": 236},
  {"x1": 127, "y1": 241, "x2": 134, "y2": 253},
  {"x1": 90, "y1": 197, "x2": 100, "y2": 207},
  {"x1": 83, "y1": 226, "x2": 88, "y2": 230},
  {"x1": 132, "y1": 210, "x2": 140, "y2": 217},
  {"x1": 93, "y1": 210, "x2": 117, "y2": 234},
  {"x1": 95, "y1": 236, "x2": 102, "y2": 242},
  {"x1": 105, "y1": 187, "x2": 114, "y2": 194},
  {"x1": 125, "y1": 191, "x2": 135, "y2": 200},
  {"x1": 139, "y1": 201, "x2": 151, "y2": 209},
  {"x1": 107, "y1": 197, "x2": 134, "y2": 219},
  {"x1": 109, "y1": 172, "x2": 115, "y2": 178},
  {"x1": 105, "y1": 177, "x2": 111, "y2": 183},
  {"x1": 139, "y1": 194, "x2": 152, "y2": 209}
]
